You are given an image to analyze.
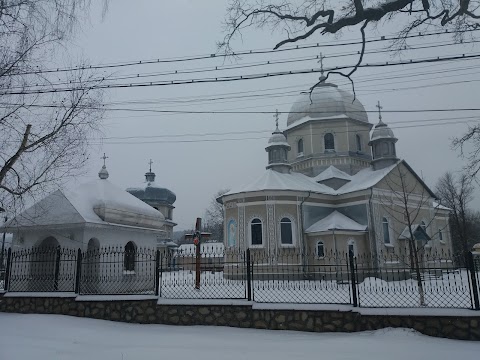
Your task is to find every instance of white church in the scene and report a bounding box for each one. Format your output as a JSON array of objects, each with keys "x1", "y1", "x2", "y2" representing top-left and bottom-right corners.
[{"x1": 219, "y1": 74, "x2": 452, "y2": 271}]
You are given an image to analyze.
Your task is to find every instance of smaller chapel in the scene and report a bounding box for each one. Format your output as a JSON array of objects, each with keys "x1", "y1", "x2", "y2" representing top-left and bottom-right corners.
[{"x1": 219, "y1": 75, "x2": 451, "y2": 272}]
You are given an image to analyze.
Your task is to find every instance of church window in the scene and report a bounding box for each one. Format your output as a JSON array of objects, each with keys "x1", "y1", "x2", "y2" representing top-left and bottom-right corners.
[
  {"x1": 316, "y1": 241, "x2": 325, "y2": 258},
  {"x1": 356, "y1": 134, "x2": 362, "y2": 152},
  {"x1": 324, "y1": 133, "x2": 335, "y2": 151},
  {"x1": 439, "y1": 229, "x2": 443, "y2": 241},
  {"x1": 280, "y1": 217, "x2": 293, "y2": 245},
  {"x1": 297, "y1": 139, "x2": 304, "y2": 155},
  {"x1": 124, "y1": 241, "x2": 136, "y2": 272},
  {"x1": 382, "y1": 142, "x2": 389, "y2": 156},
  {"x1": 250, "y1": 218, "x2": 263, "y2": 246},
  {"x1": 347, "y1": 239, "x2": 357, "y2": 256},
  {"x1": 382, "y1": 217, "x2": 391, "y2": 244}
]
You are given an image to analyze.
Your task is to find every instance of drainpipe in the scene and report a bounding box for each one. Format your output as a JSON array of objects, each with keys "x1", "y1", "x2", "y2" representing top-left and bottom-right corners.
[
  {"x1": 299, "y1": 191, "x2": 311, "y2": 277},
  {"x1": 368, "y1": 188, "x2": 379, "y2": 275}
]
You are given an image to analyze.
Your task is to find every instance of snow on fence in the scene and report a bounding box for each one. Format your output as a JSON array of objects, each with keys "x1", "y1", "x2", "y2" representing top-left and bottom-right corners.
[{"x1": 2, "y1": 246, "x2": 480, "y2": 310}]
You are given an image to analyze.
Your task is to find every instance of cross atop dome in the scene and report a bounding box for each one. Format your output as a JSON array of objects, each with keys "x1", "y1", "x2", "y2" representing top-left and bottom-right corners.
[
  {"x1": 376, "y1": 101, "x2": 383, "y2": 121},
  {"x1": 273, "y1": 109, "x2": 280, "y2": 129},
  {"x1": 98, "y1": 153, "x2": 109, "y2": 180}
]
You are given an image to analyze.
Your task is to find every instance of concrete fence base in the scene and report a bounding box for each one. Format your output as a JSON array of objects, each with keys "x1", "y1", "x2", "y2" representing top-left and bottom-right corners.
[{"x1": 0, "y1": 294, "x2": 479, "y2": 341}]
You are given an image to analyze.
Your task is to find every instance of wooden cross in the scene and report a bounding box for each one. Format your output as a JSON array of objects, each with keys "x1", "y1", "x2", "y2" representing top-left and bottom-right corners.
[
  {"x1": 149, "y1": 159, "x2": 153, "y2": 172},
  {"x1": 376, "y1": 101, "x2": 383, "y2": 121},
  {"x1": 101, "y1": 153, "x2": 108, "y2": 166},
  {"x1": 273, "y1": 109, "x2": 279, "y2": 128},
  {"x1": 184, "y1": 217, "x2": 211, "y2": 290},
  {"x1": 318, "y1": 53, "x2": 325, "y2": 76}
]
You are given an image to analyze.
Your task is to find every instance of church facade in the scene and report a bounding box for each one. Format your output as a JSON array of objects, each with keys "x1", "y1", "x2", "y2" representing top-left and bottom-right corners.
[{"x1": 219, "y1": 78, "x2": 451, "y2": 271}]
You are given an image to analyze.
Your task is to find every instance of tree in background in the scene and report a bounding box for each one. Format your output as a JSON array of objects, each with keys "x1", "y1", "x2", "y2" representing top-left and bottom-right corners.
[
  {"x1": 0, "y1": 1, "x2": 108, "y2": 212},
  {"x1": 435, "y1": 172, "x2": 477, "y2": 254},
  {"x1": 204, "y1": 189, "x2": 230, "y2": 242}
]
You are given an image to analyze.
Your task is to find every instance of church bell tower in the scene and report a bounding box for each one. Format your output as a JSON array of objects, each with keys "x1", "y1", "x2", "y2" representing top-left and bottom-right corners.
[{"x1": 369, "y1": 101, "x2": 399, "y2": 170}]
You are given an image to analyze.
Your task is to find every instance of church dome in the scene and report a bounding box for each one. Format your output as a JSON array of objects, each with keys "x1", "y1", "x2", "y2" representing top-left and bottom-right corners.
[
  {"x1": 127, "y1": 170, "x2": 176, "y2": 206},
  {"x1": 286, "y1": 82, "x2": 369, "y2": 127},
  {"x1": 370, "y1": 119, "x2": 396, "y2": 142},
  {"x1": 266, "y1": 126, "x2": 290, "y2": 149}
]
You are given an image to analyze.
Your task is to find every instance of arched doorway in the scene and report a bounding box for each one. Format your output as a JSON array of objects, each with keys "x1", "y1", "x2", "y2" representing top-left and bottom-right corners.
[
  {"x1": 82, "y1": 238, "x2": 101, "y2": 294},
  {"x1": 30, "y1": 236, "x2": 60, "y2": 291}
]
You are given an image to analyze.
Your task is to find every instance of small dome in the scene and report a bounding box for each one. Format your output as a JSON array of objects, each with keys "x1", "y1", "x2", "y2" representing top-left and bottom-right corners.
[
  {"x1": 287, "y1": 82, "x2": 369, "y2": 127},
  {"x1": 127, "y1": 170, "x2": 176, "y2": 206},
  {"x1": 266, "y1": 126, "x2": 290, "y2": 149},
  {"x1": 370, "y1": 120, "x2": 397, "y2": 142}
]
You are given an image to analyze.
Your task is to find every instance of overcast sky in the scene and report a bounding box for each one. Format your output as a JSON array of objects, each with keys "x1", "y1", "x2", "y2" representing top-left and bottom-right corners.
[{"x1": 65, "y1": 0, "x2": 480, "y2": 230}]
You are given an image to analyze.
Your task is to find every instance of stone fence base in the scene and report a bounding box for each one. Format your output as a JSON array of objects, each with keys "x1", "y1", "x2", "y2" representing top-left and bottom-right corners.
[{"x1": 0, "y1": 295, "x2": 479, "y2": 341}]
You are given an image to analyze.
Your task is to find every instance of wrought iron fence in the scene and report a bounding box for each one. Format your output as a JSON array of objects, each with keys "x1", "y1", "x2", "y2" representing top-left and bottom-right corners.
[
  {"x1": 2, "y1": 244, "x2": 480, "y2": 310},
  {"x1": 8, "y1": 247, "x2": 77, "y2": 292},
  {"x1": 159, "y1": 246, "x2": 248, "y2": 299},
  {"x1": 79, "y1": 246, "x2": 157, "y2": 295}
]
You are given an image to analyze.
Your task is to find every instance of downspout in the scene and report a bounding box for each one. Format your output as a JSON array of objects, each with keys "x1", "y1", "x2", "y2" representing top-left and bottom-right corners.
[
  {"x1": 300, "y1": 191, "x2": 311, "y2": 277},
  {"x1": 369, "y1": 187, "x2": 379, "y2": 274}
]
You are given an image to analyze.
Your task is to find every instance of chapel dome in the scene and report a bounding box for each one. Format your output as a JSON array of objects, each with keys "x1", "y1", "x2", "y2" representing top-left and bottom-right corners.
[
  {"x1": 370, "y1": 119, "x2": 396, "y2": 142},
  {"x1": 286, "y1": 82, "x2": 369, "y2": 127},
  {"x1": 127, "y1": 170, "x2": 176, "y2": 206}
]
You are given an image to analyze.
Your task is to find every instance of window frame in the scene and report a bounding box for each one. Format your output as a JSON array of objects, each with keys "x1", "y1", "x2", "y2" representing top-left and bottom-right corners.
[
  {"x1": 297, "y1": 138, "x2": 304, "y2": 157},
  {"x1": 347, "y1": 238, "x2": 357, "y2": 257},
  {"x1": 324, "y1": 132, "x2": 335, "y2": 152},
  {"x1": 355, "y1": 134, "x2": 362, "y2": 153},
  {"x1": 279, "y1": 217, "x2": 295, "y2": 247},
  {"x1": 124, "y1": 241, "x2": 137, "y2": 273},
  {"x1": 249, "y1": 218, "x2": 264, "y2": 247},
  {"x1": 382, "y1": 217, "x2": 391, "y2": 245},
  {"x1": 316, "y1": 240, "x2": 325, "y2": 258}
]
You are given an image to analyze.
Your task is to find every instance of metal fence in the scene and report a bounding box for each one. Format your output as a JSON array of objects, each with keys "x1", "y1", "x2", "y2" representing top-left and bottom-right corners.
[
  {"x1": 2, "y1": 245, "x2": 480, "y2": 310},
  {"x1": 0, "y1": 248, "x2": 7, "y2": 290}
]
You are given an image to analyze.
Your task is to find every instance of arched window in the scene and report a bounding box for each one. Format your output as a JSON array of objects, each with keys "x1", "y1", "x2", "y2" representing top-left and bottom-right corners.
[
  {"x1": 316, "y1": 241, "x2": 325, "y2": 258},
  {"x1": 347, "y1": 239, "x2": 357, "y2": 256},
  {"x1": 250, "y1": 218, "x2": 263, "y2": 246},
  {"x1": 297, "y1": 139, "x2": 304, "y2": 155},
  {"x1": 324, "y1": 133, "x2": 335, "y2": 151},
  {"x1": 124, "y1": 241, "x2": 137, "y2": 272},
  {"x1": 280, "y1": 217, "x2": 293, "y2": 245},
  {"x1": 382, "y1": 142, "x2": 389, "y2": 155},
  {"x1": 356, "y1": 134, "x2": 362, "y2": 152},
  {"x1": 439, "y1": 229, "x2": 443, "y2": 241},
  {"x1": 382, "y1": 217, "x2": 390, "y2": 244}
]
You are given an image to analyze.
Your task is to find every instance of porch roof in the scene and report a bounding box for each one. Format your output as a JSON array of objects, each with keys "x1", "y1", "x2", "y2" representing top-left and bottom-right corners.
[{"x1": 305, "y1": 211, "x2": 367, "y2": 233}]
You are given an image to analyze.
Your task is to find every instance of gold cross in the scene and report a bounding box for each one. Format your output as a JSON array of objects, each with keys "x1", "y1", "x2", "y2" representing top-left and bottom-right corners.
[
  {"x1": 101, "y1": 153, "x2": 108, "y2": 166},
  {"x1": 376, "y1": 101, "x2": 383, "y2": 121}
]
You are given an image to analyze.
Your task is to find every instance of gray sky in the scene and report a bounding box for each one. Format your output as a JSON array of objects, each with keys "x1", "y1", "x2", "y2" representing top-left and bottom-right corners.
[{"x1": 66, "y1": 0, "x2": 480, "y2": 230}]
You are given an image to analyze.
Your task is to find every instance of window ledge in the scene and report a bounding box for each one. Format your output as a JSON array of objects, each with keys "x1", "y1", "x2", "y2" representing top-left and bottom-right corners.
[
  {"x1": 280, "y1": 244, "x2": 296, "y2": 248},
  {"x1": 296, "y1": 152, "x2": 304, "y2": 158},
  {"x1": 384, "y1": 243, "x2": 394, "y2": 248},
  {"x1": 316, "y1": 256, "x2": 325, "y2": 260},
  {"x1": 439, "y1": 240, "x2": 447, "y2": 245},
  {"x1": 123, "y1": 270, "x2": 136, "y2": 275},
  {"x1": 249, "y1": 245, "x2": 264, "y2": 249}
]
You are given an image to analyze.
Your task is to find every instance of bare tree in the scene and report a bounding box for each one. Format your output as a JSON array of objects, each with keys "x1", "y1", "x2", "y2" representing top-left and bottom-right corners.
[
  {"x1": 0, "y1": 1, "x2": 108, "y2": 213},
  {"x1": 435, "y1": 171, "x2": 475, "y2": 254},
  {"x1": 378, "y1": 165, "x2": 439, "y2": 306},
  {"x1": 204, "y1": 188, "x2": 230, "y2": 241}
]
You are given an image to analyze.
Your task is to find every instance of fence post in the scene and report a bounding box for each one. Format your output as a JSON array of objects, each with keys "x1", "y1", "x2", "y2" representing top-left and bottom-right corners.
[
  {"x1": 155, "y1": 250, "x2": 160, "y2": 296},
  {"x1": 349, "y1": 251, "x2": 358, "y2": 307},
  {"x1": 4, "y1": 248, "x2": 11, "y2": 291},
  {"x1": 75, "y1": 248, "x2": 82, "y2": 294},
  {"x1": 467, "y1": 251, "x2": 480, "y2": 310},
  {"x1": 246, "y1": 248, "x2": 252, "y2": 301},
  {"x1": 53, "y1": 246, "x2": 61, "y2": 291}
]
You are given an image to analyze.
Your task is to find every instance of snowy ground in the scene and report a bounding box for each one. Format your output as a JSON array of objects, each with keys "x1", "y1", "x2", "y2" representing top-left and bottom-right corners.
[{"x1": 0, "y1": 313, "x2": 479, "y2": 360}]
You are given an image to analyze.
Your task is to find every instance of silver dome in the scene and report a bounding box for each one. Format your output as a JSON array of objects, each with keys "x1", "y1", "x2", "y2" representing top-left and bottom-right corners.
[
  {"x1": 287, "y1": 82, "x2": 369, "y2": 127},
  {"x1": 370, "y1": 120, "x2": 397, "y2": 142}
]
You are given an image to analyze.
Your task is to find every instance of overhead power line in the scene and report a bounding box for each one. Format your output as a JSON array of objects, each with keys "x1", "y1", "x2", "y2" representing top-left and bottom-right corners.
[
  {"x1": 3, "y1": 52, "x2": 480, "y2": 95},
  {"x1": 8, "y1": 28, "x2": 480, "y2": 77}
]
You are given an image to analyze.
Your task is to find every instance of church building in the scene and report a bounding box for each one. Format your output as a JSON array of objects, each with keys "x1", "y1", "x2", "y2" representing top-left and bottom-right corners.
[{"x1": 219, "y1": 75, "x2": 451, "y2": 270}]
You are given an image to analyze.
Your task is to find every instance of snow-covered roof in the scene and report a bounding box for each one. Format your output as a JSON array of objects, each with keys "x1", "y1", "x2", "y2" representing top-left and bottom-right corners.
[
  {"x1": 314, "y1": 166, "x2": 351, "y2": 182},
  {"x1": 334, "y1": 162, "x2": 399, "y2": 194},
  {"x1": 3, "y1": 179, "x2": 165, "y2": 230},
  {"x1": 222, "y1": 169, "x2": 335, "y2": 197},
  {"x1": 399, "y1": 225, "x2": 431, "y2": 241},
  {"x1": 305, "y1": 211, "x2": 367, "y2": 233},
  {"x1": 433, "y1": 201, "x2": 452, "y2": 211}
]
